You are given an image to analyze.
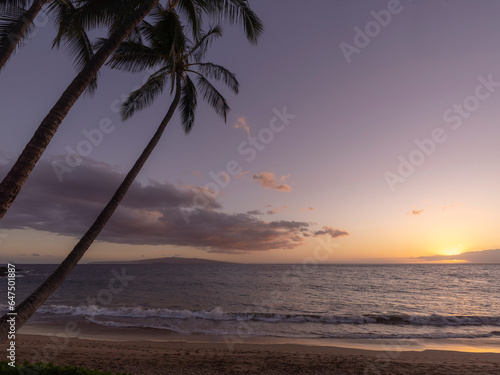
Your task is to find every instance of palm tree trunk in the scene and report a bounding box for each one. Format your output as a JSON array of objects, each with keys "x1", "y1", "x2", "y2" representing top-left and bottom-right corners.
[
  {"x1": 0, "y1": 0, "x2": 50, "y2": 71},
  {"x1": 0, "y1": 76, "x2": 181, "y2": 343},
  {"x1": 0, "y1": 0, "x2": 160, "y2": 221}
]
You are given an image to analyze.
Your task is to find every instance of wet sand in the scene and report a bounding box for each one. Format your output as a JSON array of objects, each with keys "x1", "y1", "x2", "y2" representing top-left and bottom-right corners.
[{"x1": 15, "y1": 334, "x2": 500, "y2": 374}]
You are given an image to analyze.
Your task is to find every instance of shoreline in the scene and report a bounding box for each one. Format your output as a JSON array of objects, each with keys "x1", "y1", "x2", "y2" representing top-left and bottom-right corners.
[
  {"x1": 19, "y1": 319, "x2": 500, "y2": 354},
  {"x1": 15, "y1": 333, "x2": 500, "y2": 375}
]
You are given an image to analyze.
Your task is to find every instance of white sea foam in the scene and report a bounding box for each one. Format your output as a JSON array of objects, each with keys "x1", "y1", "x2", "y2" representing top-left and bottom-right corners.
[{"x1": 2, "y1": 303, "x2": 499, "y2": 327}]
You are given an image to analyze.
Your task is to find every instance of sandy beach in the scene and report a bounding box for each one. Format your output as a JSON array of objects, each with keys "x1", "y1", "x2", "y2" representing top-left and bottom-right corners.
[{"x1": 15, "y1": 334, "x2": 500, "y2": 375}]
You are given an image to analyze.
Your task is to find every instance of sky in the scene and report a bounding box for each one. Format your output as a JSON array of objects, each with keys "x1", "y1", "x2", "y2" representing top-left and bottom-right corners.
[{"x1": 0, "y1": 0, "x2": 500, "y2": 264}]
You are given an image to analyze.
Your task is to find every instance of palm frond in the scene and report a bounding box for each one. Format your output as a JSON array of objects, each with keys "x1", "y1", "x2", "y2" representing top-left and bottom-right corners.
[
  {"x1": 179, "y1": 74, "x2": 197, "y2": 133},
  {"x1": 62, "y1": 0, "x2": 136, "y2": 34},
  {"x1": 143, "y1": 6, "x2": 185, "y2": 61},
  {"x1": 110, "y1": 4, "x2": 238, "y2": 130},
  {"x1": 195, "y1": 62, "x2": 238, "y2": 93},
  {"x1": 49, "y1": 0, "x2": 74, "y2": 47},
  {"x1": 105, "y1": 38, "x2": 164, "y2": 72},
  {"x1": 121, "y1": 69, "x2": 170, "y2": 120},
  {"x1": 187, "y1": 24, "x2": 221, "y2": 62},
  {"x1": 106, "y1": 0, "x2": 148, "y2": 36},
  {"x1": 196, "y1": 74, "x2": 229, "y2": 121},
  {"x1": 0, "y1": 0, "x2": 30, "y2": 13},
  {"x1": 0, "y1": 4, "x2": 34, "y2": 52},
  {"x1": 0, "y1": 8, "x2": 20, "y2": 36},
  {"x1": 128, "y1": 25, "x2": 142, "y2": 43},
  {"x1": 65, "y1": 31, "x2": 99, "y2": 94},
  {"x1": 176, "y1": 0, "x2": 201, "y2": 39},
  {"x1": 205, "y1": 0, "x2": 263, "y2": 45},
  {"x1": 50, "y1": 0, "x2": 98, "y2": 96}
]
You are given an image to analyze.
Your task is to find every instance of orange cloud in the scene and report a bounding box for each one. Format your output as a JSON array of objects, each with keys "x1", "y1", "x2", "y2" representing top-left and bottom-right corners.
[
  {"x1": 235, "y1": 170, "x2": 250, "y2": 180},
  {"x1": 233, "y1": 116, "x2": 250, "y2": 136},
  {"x1": 266, "y1": 205, "x2": 288, "y2": 215},
  {"x1": 253, "y1": 172, "x2": 292, "y2": 192}
]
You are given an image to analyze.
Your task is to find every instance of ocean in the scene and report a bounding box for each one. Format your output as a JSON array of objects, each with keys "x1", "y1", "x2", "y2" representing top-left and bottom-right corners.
[{"x1": 2, "y1": 263, "x2": 500, "y2": 350}]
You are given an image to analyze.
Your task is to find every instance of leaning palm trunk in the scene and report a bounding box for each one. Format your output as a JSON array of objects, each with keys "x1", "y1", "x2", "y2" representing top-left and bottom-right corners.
[
  {"x1": 0, "y1": 76, "x2": 181, "y2": 343},
  {"x1": 0, "y1": 0, "x2": 160, "y2": 221},
  {"x1": 0, "y1": 0, "x2": 50, "y2": 70}
]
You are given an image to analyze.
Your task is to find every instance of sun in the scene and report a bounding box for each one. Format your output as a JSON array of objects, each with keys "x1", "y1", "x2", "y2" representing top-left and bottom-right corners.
[{"x1": 439, "y1": 244, "x2": 463, "y2": 256}]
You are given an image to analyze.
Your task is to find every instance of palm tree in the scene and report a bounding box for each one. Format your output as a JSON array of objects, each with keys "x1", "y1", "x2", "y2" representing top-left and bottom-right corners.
[
  {"x1": 0, "y1": 0, "x2": 50, "y2": 70},
  {"x1": 1, "y1": 0, "x2": 111, "y2": 96},
  {"x1": 0, "y1": 5, "x2": 239, "y2": 343},
  {"x1": 0, "y1": 0, "x2": 262, "y2": 220},
  {"x1": 0, "y1": 0, "x2": 158, "y2": 73},
  {"x1": 0, "y1": 0, "x2": 102, "y2": 72}
]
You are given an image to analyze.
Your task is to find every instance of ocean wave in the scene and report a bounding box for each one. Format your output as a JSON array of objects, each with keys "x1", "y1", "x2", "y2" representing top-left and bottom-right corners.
[
  {"x1": 0, "y1": 268, "x2": 33, "y2": 278},
  {"x1": 84, "y1": 317, "x2": 500, "y2": 340},
  {"x1": 2, "y1": 304, "x2": 500, "y2": 327}
]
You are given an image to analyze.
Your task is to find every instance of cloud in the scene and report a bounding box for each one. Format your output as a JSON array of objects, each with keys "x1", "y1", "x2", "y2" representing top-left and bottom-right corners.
[
  {"x1": 233, "y1": 116, "x2": 250, "y2": 136},
  {"x1": 313, "y1": 226, "x2": 349, "y2": 239},
  {"x1": 266, "y1": 205, "x2": 288, "y2": 215},
  {"x1": 248, "y1": 204, "x2": 289, "y2": 215},
  {"x1": 246, "y1": 210, "x2": 263, "y2": 215},
  {"x1": 407, "y1": 209, "x2": 424, "y2": 216},
  {"x1": 407, "y1": 203, "x2": 455, "y2": 216},
  {"x1": 415, "y1": 249, "x2": 500, "y2": 263},
  {"x1": 235, "y1": 171, "x2": 250, "y2": 180},
  {"x1": 253, "y1": 172, "x2": 292, "y2": 192},
  {"x1": 268, "y1": 220, "x2": 307, "y2": 230},
  {"x1": 1, "y1": 157, "x2": 310, "y2": 254},
  {"x1": 300, "y1": 207, "x2": 316, "y2": 212}
]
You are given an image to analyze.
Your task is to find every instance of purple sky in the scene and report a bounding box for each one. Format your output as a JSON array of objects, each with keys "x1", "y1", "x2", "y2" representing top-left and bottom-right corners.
[{"x1": 1, "y1": 0, "x2": 500, "y2": 263}]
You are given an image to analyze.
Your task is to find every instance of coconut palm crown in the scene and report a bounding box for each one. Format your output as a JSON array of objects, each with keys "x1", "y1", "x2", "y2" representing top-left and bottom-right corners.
[
  {"x1": 107, "y1": 3, "x2": 239, "y2": 132},
  {"x1": 0, "y1": 0, "x2": 260, "y2": 221}
]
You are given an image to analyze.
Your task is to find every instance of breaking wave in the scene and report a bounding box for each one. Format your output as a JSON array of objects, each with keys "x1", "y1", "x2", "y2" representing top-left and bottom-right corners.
[{"x1": 3, "y1": 304, "x2": 499, "y2": 327}]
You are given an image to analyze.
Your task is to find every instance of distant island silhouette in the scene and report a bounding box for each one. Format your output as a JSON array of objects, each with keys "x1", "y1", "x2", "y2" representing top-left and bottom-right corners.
[{"x1": 88, "y1": 257, "x2": 235, "y2": 265}]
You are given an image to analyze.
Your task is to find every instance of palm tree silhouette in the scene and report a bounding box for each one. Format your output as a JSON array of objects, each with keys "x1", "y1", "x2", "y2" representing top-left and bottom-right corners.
[
  {"x1": 0, "y1": 0, "x2": 262, "y2": 220},
  {"x1": 0, "y1": 0, "x2": 52, "y2": 70},
  {"x1": 0, "y1": 5, "x2": 239, "y2": 342}
]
